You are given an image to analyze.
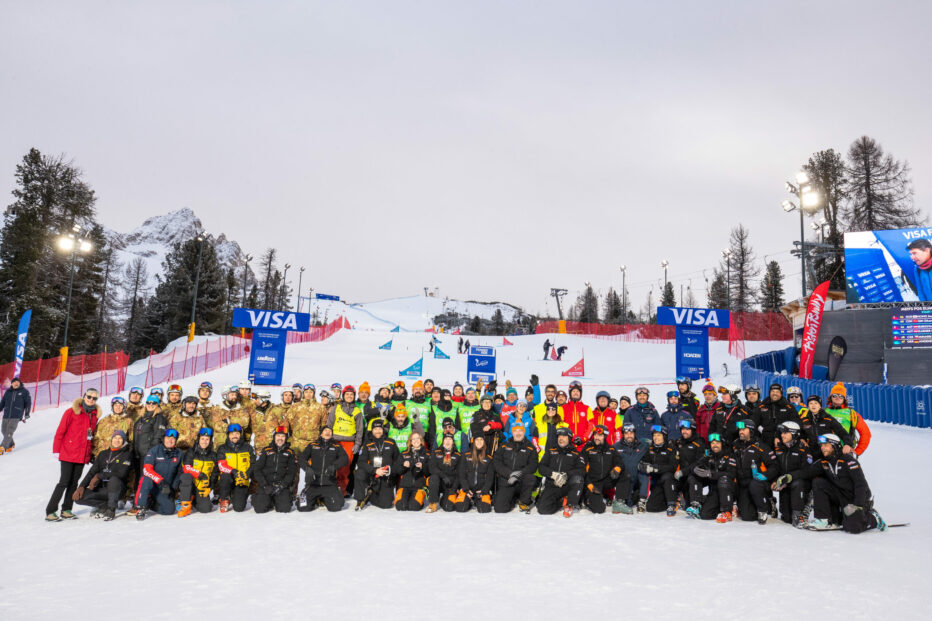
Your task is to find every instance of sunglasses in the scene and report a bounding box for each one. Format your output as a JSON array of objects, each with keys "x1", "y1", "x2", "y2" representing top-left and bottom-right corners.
[{"x1": 85, "y1": 395, "x2": 98, "y2": 401}]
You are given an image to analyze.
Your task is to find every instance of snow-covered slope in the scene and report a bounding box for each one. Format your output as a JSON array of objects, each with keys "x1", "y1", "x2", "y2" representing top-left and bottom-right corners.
[
  {"x1": 106, "y1": 207, "x2": 250, "y2": 295},
  {"x1": 308, "y1": 294, "x2": 527, "y2": 331},
  {"x1": 2, "y1": 329, "x2": 927, "y2": 620}
]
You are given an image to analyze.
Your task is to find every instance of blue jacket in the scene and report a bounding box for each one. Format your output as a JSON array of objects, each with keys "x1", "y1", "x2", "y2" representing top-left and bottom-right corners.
[
  {"x1": 913, "y1": 264, "x2": 932, "y2": 302},
  {"x1": 1, "y1": 385, "x2": 31, "y2": 420},
  {"x1": 503, "y1": 410, "x2": 537, "y2": 441},
  {"x1": 141, "y1": 444, "x2": 184, "y2": 489},
  {"x1": 624, "y1": 401, "x2": 662, "y2": 443},
  {"x1": 661, "y1": 405, "x2": 695, "y2": 440},
  {"x1": 613, "y1": 437, "x2": 648, "y2": 477}
]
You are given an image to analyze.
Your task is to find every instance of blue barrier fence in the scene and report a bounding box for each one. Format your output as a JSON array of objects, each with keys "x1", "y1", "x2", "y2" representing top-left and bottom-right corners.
[{"x1": 742, "y1": 350, "x2": 931, "y2": 429}]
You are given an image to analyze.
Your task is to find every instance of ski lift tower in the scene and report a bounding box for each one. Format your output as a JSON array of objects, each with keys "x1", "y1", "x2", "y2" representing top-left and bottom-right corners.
[{"x1": 550, "y1": 288, "x2": 568, "y2": 320}]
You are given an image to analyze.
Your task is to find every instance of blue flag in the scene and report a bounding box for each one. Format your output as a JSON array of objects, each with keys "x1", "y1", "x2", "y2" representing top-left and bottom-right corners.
[
  {"x1": 379, "y1": 339, "x2": 393, "y2": 350},
  {"x1": 433, "y1": 346, "x2": 449, "y2": 359},
  {"x1": 399, "y1": 356, "x2": 423, "y2": 377},
  {"x1": 13, "y1": 309, "x2": 31, "y2": 378},
  {"x1": 391, "y1": 326, "x2": 400, "y2": 333}
]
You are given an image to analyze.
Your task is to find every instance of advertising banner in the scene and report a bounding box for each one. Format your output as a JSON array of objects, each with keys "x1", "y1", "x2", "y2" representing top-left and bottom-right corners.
[
  {"x1": 467, "y1": 345, "x2": 497, "y2": 384},
  {"x1": 844, "y1": 228, "x2": 932, "y2": 303},
  {"x1": 13, "y1": 309, "x2": 31, "y2": 378},
  {"x1": 800, "y1": 281, "x2": 831, "y2": 379}
]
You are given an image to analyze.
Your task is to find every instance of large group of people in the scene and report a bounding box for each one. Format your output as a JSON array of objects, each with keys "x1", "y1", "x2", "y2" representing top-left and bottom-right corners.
[{"x1": 40, "y1": 374, "x2": 886, "y2": 533}]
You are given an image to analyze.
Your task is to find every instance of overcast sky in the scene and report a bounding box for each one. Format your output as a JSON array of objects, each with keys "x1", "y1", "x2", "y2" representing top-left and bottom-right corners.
[{"x1": 2, "y1": 1, "x2": 929, "y2": 316}]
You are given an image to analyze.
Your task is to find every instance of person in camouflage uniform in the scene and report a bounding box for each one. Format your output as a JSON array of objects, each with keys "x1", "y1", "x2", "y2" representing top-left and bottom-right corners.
[
  {"x1": 237, "y1": 380, "x2": 254, "y2": 410},
  {"x1": 162, "y1": 384, "x2": 184, "y2": 419},
  {"x1": 301, "y1": 384, "x2": 317, "y2": 407},
  {"x1": 251, "y1": 389, "x2": 286, "y2": 450},
  {"x1": 209, "y1": 386, "x2": 250, "y2": 448},
  {"x1": 288, "y1": 390, "x2": 327, "y2": 454},
  {"x1": 268, "y1": 388, "x2": 297, "y2": 432},
  {"x1": 196, "y1": 381, "x2": 214, "y2": 419},
  {"x1": 93, "y1": 396, "x2": 135, "y2": 458},
  {"x1": 125, "y1": 387, "x2": 145, "y2": 421},
  {"x1": 170, "y1": 396, "x2": 205, "y2": 451}
]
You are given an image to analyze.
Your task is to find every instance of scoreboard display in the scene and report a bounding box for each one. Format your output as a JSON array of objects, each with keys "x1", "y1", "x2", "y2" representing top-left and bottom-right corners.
[{"x1": 891, "y1": 307, "x2": 932, "y2": 348}]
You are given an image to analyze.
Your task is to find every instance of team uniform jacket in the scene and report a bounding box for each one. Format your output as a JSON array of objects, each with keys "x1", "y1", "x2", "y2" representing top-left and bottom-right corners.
[
  {"x1": 253, "y1": 441, "x2": 298, "y2": 491},
  {"x1": 216, "y1": 439, "x2": 256, "y2": 487},
  {"x1": 80, "y1": 443, "x2": 133, "y2": 488},
  {"x1": 181, "y1": 443, "x2": 218, "y2": 496}
]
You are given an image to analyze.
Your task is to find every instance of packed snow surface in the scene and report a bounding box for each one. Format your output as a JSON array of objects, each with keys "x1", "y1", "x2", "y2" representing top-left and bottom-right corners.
[{"x1": 1, "y1": 330, "x2": 928, "y2": 620}]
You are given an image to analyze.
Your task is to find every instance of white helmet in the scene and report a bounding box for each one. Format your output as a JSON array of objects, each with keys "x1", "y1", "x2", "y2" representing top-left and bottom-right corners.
[
  {"x1": 256, "y1": 389, "x2": 271, "y2": 401},
  {"x1": 787, "y1": 386, "x2": 803, "y2": 397},
  {"x1": 238, "y1": 380, "x2": 252, "y2": 390}
]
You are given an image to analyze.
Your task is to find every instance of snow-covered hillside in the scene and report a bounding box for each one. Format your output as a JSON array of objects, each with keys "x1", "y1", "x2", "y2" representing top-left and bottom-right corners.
[
  {"x1": 1, "y1": 326, "x2": 928, "y2": 620},
  {"x1": 307, "y1": 294, "x2": 527, "y2": 331},
  {"x1": 105, "y1": 207, "x2": 250, "y2": 295}
]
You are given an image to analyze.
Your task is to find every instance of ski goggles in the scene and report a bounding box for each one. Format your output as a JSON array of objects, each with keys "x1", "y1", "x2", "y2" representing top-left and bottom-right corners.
[
  {"x1": 227, "y1": 423, "x2": 243, "y2": 434},
  {"x1": 635, "y1": 387, "x2": 649, "y2": 396},
  {"x1": 736, "y1": 421, "x2": 748, "y2": 430},
  {"x1": 199, "y1": 381, "x2": 213, "y2": 391},
  {"x1": 708, "y1": 433, "x2": 723, "y2": 443},
  {"x1": 168, "y1": 384, "x2": 182, "y2": 394},
  {"x1": 650, "y1": 425, "x2": 664, "y2": 433},
  {"x1": 150, "y1": 387, "x2": 164, "y2": 396},
  {"x1": 164, "y1": 429, "x2": 180, "y2": 439},
  {"x1": 622, "y1": 423, "x2": 636, "y2": 433},
  {"x1": 678, "y1": 420, "x2": 693, "y2": 429},
  {"x1": 198, "y1": 427, "x2": 214, "y2": 437},
  {"x1": 303, "y1": 384, "x2": 316, "y2": 391},
  {"x1": 111, "y1": 396, "x2": 126, "y2": 406},
  {"x1": 129, "y1": 387, "x2": 144, "y2": 396},
  {"x1": 666, "y1": 390, "x2": 679, "y2": 399}
]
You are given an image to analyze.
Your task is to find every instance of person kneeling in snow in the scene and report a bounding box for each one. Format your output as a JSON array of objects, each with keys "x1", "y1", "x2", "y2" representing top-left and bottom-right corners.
[
  {"x1": 177, "y1": 427, "x2": 218, "y2": 517},
  {"x1": 216, "y1": 423, "x2": 256, "y2": 513},
  {"x1": 72, "y1": 429, "x2": 133, "y2": 521},
  {"x1": 638, "y1": 425, "x2": 679, "y2": 515},
  {"x1": 355, "y1": 420, "x2": 399, "y2": 509},
  {"x1": 686, "y1": 433, "x2": 736, "y2": 522},
  {"x1": 131, "y1": 429, "x2": 183, "y2": 520},
  {"x1": 395, "y1": 432, "x2": 430, "y2": 511},
  {"x1": 456, "y1": 435, "x2": 494, "y2": 513},
  {"x1": 492, "y1": 423, "x2": 538, "y2": 513},
  {"x1": 581, "y1": 425, "x2": 626, "y2": 514},
  {"x1": 297, "y1": 426, "x2": 348, "y2": 512},
  {"x1": 426, "y1": 433, "x2": 464, "y2": 513},
  {"x1": 537, "y1": 427, "x2": 585, "y2": 516},
  {"x1": 252, "y1": 426, "x2": 297, "y2": 513},
  {"x1": 808, "y1": 434, "x2": 886, "y2": 532}
]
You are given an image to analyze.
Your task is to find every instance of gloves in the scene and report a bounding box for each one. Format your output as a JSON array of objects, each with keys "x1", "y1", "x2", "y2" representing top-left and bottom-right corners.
[
  {"x1": 234, "y1": 470, "x2": 249, "y2": 486},
  {"x1": 843, "y1": 504, "x2": 862, "y2": 517},
  {"x1": 572, "y1": 437, "x2": 585, "y2": 448},
  {"x1": 751, "y1": 464, "x2": 767, "y2": 482},
  {"x1": 22, "y1": 415, "x2": 29, "y2": 424},
  {"x1": 637, "y1": 462, "x2": 656, "y2": 474},
  {"x1": 674, "y1": 470, "x2": 683, "y2": 481},
  {"x1": 693, "y1": 466, "x2": 711, "y2": 479},
  {"x1": 507, "y1": 471, "x2": 522, "y2": 486},
  {"x1": 89, "y1": 474, "x2": 101, "y2": 489},
  {"x1": 530, "y1": 374, "x2": 539, "y2": 387},
  {"x1": 550, "y1": 472, "x2": 567, "y2": 487},
  {"x1": 198, "y1": 471, "x2": 208, "y2": 481},
  {"x1": 72, "y1": 486, "x2": 85, "y2": 501},
  {"x1": 323, "y1": 466, "x2": 336, "y2": 478},
  {"x1": 159, "y1": 481, "x2": 172, "y2": 496},
  {"x1": 774, "y1": 474, "x2": 792, "y2": 490},
  {"x1": 611, "y1": 467, "x2": 622, "y2": 480},
  {"x1": 505, "y1": 380, "x2": 513, "y2": 389},
  {"x1": 441, "y1": 475, "x2": 453, "y2": 488}
]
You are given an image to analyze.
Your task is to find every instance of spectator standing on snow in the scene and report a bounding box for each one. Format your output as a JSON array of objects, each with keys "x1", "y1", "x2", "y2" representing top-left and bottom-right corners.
[
  {"x1": 1, "y1": 377, "x2": 31, "y2": 454},
  {"x1": 46, "y1": 389, "x2": 100, "y2": 521},
  {"x1": 543, "y1": 339, "x2": 552, "y2": 360}
]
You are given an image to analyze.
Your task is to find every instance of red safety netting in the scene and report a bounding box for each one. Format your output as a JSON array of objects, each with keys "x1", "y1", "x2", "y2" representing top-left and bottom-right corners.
[
  {"x1": 536, "y1": 312, "x2": 790, "y2": 343},
  {"x1": 3, "y1": 316, "x2": 348, "y2": 414}
]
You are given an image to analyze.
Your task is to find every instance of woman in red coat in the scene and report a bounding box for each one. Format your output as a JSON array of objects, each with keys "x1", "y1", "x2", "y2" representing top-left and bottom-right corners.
[{"x1": 46, "y1": 390, "x2": 100, "y2": 521}]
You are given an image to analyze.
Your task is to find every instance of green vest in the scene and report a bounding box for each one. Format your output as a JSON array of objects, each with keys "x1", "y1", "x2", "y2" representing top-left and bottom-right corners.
[
  {"x1": 388, "y1": 420, "x2": 413, "y2": 451},
  {"x1": 826, "y1": 408, "x2": 853, "y2": 433},
  {"x1": 457, "y1": 403, "x2": 480, "y2": 432},
  {"x1": 405, "y1": 399, "x2": 432, "y2": 432},
  {"x1": 436, "y1": 430, "x2": 466, "y2": 452}
]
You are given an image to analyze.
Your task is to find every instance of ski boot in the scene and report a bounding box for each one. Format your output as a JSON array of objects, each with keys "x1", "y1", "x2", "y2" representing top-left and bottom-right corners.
[
  {"x1": 45, "y1": 513, "x2": 62, "y2": 522},
  {"x1": 425, "y1": 502, "x2": 439, "y2": 513},
  {"x1": 792, "y1": 510, "x2": 806, "y2": 529},
  {"x1": 612, "y1": 500, "x2": 633, "y2": 515},
  {"x1": 715, "y1": 511, "x2": 733, "y2": 523},
  {"x1": 757, "y1": 511, "x2": 768, "y2": 525},
  {"x1": 871, "y1": 509, "x2": 887, "y2": 532},
  {"x1": 666, "y1": 504, "x2": 677, "y2": 517},
  {"x1": 637, "y1": 498, "x2": 646, "y2": 513},
  {"x1": 219, "y1": 500, "x2": 231, "y2": 513},
  {"x1": 562, "y1": 498, "x2": 573, "y2": 518},
  {"x1": 685, "y1": 502, "x2": 700, "y2": 519},
  {"x1": 60, "y1": 510, "x2": 77, "y2": 520},
  {"x1": 807, "y1": 518, "x2": 841, "y2": 530},
  {"x1": 177, "y1": 501, "x2": 192, "y2": 518},
  {"x1": 174, "y1": 499, "x2": 182, "y2": 513},
  {"x1": 135, "y1": 508, "x2": 148, "y2": 521},
  {"x1": 126, "y1": 506, "x2": 141, "y2": 517},
  {"x1": 518, "y1": 503, "x2": 532, "y2": 514},
  {"x1": 102, "y1": 508, "x2": 116, "y2": 521},
  {"x1": 769, "y1": 497, "x2": 778, "y2": 518},
  {"x1": 91, "y1": 507, "x2": 104, "y2": 519}
]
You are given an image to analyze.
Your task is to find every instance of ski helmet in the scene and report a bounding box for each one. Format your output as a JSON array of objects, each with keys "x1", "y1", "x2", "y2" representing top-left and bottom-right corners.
[
  {"x1": 227, "y1": 423, "x2": 243, "y2": 434},
  {"x1": 256, "y1": 389, "x2": 271, "y2": 402},
  {"x1": 818, "y1": 433, "x2": 842, "y2": 448},
  {"x1": 621, "y1": 422, "x2": 636, "y2": 434},
  {"x1": 168, "y1": 384, "x2": 182, "y2": 396},
  {"x1": 111, "y1": 396, "x2": 126, "y2": 407},
  {"x1": 635, "y1": 386, "x2": 649, "y2": 397},
  {"x1": 778, "y1": 421, "x2": 801, "y2": 436},
  {"x1": 675, "y1": 376, "x2": 692, "y2": 390},
  {"x1": 197, "y1": 427, "x2": 213, "y2": 438},
  {"x1": 744, "y1": 383, "x2": 761, "y2": 395},
  {"x1": 595, "y1": 390, "x2": 611, "y2": 403},
  {"x1": 238, "y1": 380, "x2": 251, "y2": 390},
  {"x1": 199, "y1": 381, "x2": 213, "y2": 395},
  {"x1": 650, "y1": 424, "x2": 668, "y2": 438},
  {"x1": 666, "y1": 390, "x2": 679, "y2": 400},
  {"x1": 129, "y1": 386, "x2": 144, "y2": 397},
  {"x1": 787, "y1": 386, "x2": 803, "y2": 398},
  {"x1": 164, "y1": 429, "x2": 179, "y2": 439},
  {"x1": 150, "y1": 387, "x2": 164, "y2": 397},
  {"x1": 281, "y1": 388, "x2": 294, "y2": 399},
  {"x1": 807, "y1": 394, "x2": 822, "y2": 406},
  {"x1": 182, "y1": 396, "x2": 198, "y2": 406}
]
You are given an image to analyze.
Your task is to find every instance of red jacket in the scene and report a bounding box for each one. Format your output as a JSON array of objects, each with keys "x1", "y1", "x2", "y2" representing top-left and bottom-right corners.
[
  {"x1": 52, "y1": 398, "x2": 99, "y2": 464},
  {"x1": 561, "y1": 401, "x2": 592, "y2": 447},
  {"x1": 696, "y1": 401, "x2": 723, "y2": 440},
  {"x1": 590, "y1": 406, "x2": 619, "y2": 444}
]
